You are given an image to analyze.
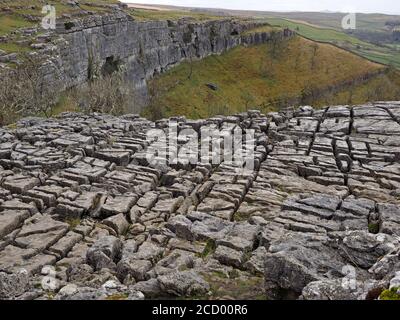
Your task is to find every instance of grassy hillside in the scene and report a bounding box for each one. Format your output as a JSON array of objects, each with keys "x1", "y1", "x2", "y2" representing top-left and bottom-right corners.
[
  {"x1": 259, "y1": 12, "x2": 400, "y2": 32},
  {"x1": 144, "y1": 36, "x2": 400, "y2": 120},
  {"x1": 169, "y1": 7, "x2": 400, "y2": 68},
  {"x1": 264, "y1": 18, "x2": 400, "y2": 68}
]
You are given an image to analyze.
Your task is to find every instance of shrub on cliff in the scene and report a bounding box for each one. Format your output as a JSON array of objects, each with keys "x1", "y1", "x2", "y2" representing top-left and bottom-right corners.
[
  {"x1": 0, "y1": 54, "x2": 57, "y2": 126},
  {"x1": 70, "y1": 67, "x2": 137, "y2": 116}
]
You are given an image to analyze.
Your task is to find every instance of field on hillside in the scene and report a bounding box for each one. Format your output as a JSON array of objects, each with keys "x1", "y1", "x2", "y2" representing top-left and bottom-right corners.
[
  {"x1": 145, "y1": 36, "x2": 400, "y2": 120},
  {"x1": 259, "y1": 11, "x2": 399, "y2": 32},
  {"x1": 264, "y1": 18, "x2": 400, "y2": 68}
]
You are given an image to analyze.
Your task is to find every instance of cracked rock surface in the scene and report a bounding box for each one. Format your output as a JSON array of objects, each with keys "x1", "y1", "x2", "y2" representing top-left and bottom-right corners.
[{"x1": 0, "y1": 102, "x2": 400, "y2": 300}]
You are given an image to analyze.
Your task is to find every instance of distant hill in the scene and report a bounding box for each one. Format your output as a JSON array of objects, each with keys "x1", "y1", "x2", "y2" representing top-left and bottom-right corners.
[{"x1": 264, "y1": 18, "x2": 400, "y2": 68}]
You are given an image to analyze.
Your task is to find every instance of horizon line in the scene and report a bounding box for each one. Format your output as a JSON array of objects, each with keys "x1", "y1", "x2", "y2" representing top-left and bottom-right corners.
[{"x1": 123, "y1": 1, "x2": 400, "y2": 15}]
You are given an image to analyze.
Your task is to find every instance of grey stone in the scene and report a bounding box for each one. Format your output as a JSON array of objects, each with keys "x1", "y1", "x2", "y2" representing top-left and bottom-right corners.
[
  {"x1": 102, "y1": 213, "x2": 130, "y2": 235},
  {"x1": 264, "y1": 233, "x2": 346, "y2": 299},
  {"x1": 2, "y1": 176, "x2": 40, "y2": 194},
  {"x1": 340, "y1": 231, "x2": 399, "y2": 269},
  {"x1": 0, "y1": 210, "x2": 29, "y2": 240},
  {"x1": 166, "y1": 215, "x2": 193, "y2": 241},
  {"x1": 214, "y1": 245, "x2": 244, "y2": 268},
  {"x1": 131, "y1": 278, "x2": 162, "y2": 298},
  {"x1": 49, "y1": 232, "x2": 83, "y2": 258},
  {"x1": 101, "y1": 196, "x2": 136, "y2": 217},
  {"x1": 86, "y1": 236, "x2": 122, "y2": 271},
  {"x1": 117, "y1": 259, "x2": 152, "y2": 282},
  {"x1": 0, "y1": 270, "x2": 30, "y2": 299},
  {"x1": 129, "y1": 241, "x2": 164, "y2": 264},
  {"x1": 244, "y1": 246, "x2": 267, "y2": 275},
  {"x1": 301, "y1": 278, "x2": 384, "y2": 300},
  {"x1": 157, "y1": 270, "x2": 210, "y2": 296}
]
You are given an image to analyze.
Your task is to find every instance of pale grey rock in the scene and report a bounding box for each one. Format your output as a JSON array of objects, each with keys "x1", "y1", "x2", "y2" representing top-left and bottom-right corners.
[
  {"x1": 369, "y1": 248, "x2": 400, "y2": 280},
  {"x1": 131, "y1": 278, "x2": 162, "y2": 298},
  {"x1": 0, "y1": 270, "x2": 30, "y2": 299},
  {"x1": 214, "y1": 245, "x2": 244, "y2": 268},
  {"x1": 157, "y1": 270, "x2": 210, "y2": 296},
  {"x1": 101, "y1": 196, "x2": 136, "y2": 217},
  {"x1": 166, "y1": 215, "x2": 193, "y2": 241},
  {"x1": 390, "y1": 271, "x2": 400, "y2": 289},
  {"x1": 117, "y1": 259, "x2": 152, "y2": 282},
  {"x1": 340, "y1": 231, "x2": 398, "y2": 269},
  {"x1": 102, "y1": 213, "x2": 130, "y2": 235},
  {"x1": 86, "y1": 236, "x2": 122, "y2": 271},
  {"x1": 0, "y1": 210, "x2": 29, "y2": 240},
  {"x1": 264, "y1": 232, "x2": 346, "y2": 299},
  {"x1": 49, "y1": 232, "x2": 83, "y2": 258},
  {"x1": 301, "y1": 278, "x2": 384, "y2": 300},
  {"x1": 244, "y1": 246, "x2": 267, "y2": 275},
  {"x1": 129, "y1": 241, "x2": 164, "y2": 264}
]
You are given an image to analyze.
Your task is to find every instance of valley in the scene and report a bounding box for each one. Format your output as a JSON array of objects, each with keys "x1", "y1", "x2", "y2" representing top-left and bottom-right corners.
[{"x1": 146, "y1": 35, "x2": 400, "y2": 119}]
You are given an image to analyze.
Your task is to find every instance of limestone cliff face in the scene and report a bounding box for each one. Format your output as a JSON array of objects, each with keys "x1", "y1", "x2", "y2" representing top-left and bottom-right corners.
[{"x1": 43, "y1": 12, "x2": 293, "y2": 109}]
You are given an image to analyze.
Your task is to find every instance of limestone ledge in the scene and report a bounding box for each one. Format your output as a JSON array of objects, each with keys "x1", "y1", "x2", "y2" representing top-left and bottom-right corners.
[{"x1": 1, "y1": 102, "x2": 400, "y2": 300}]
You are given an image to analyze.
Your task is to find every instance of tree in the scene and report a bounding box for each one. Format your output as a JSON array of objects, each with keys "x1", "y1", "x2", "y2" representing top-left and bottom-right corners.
[
  {"x1": 146, "y1": 80, "x2": 166, "y2": 121},
  {"x1": 70, "y1": 67, "x2": 137, "y2": 116},
  {"x1": 0, "y1": 53, "x2": 57, "y2": 125}
]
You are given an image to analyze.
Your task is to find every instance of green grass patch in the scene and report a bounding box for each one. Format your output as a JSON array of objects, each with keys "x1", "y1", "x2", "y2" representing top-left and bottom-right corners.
[
  {"x1": 128, "y1": 8, "x2": 225, "y2": 22},
  {"x1": 201, "y1": 272, "x2": 266, "y2": 300},
  {"x1": 197, "y1": 239, "x2": 217, "y2": 259},
  {"x1": 368, "y1": 222, "x2": 380, "y2": 234},
  {"x1": 105, "y1": 293, "x2": 129, "y2": 300},
  {"x1": 379, "y1": 287, "x2": 400, "y2": 300},
  {"x1": 260, "y1": 12, "x2": 399, "y2": 32},
  {"x1": 0, "y1": 14, "x2": 35, "y2": 36},
  {"x1": 65, "y1": 218, "x2": 81, "y2": 230},
  {"x1": 0, "y1": 41, "x2": 32, "y2": 54},
  {"x1": 50, "y1": 92, "x2": 79, "y2": 116},
  {"x1": 242, "y1": 25, "x2": 277, "y2": 35},
  {"x1": 234, "y1": 211, "x2": 251, "y2": 222},
  {"x1": 264, "y1": 18, "x2": 400, "y2": 68}
]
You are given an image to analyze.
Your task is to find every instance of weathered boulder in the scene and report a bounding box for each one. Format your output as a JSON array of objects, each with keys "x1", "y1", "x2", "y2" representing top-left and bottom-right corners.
[
  {"x1": 157, "y1": 271, "x2": 210, "y2": 297},
  {"x1": 264, "y1": 233, "x2": 345, "y2": 299},
  {"x1": 0, "y1": 270, "x2": 30, "y2": 299},
  {"x1": 86, "y1": 236, "x2": 122, "y2": 271},
  {"x1": 339, "y1": 231, "x2": 399, "y2": 269}
]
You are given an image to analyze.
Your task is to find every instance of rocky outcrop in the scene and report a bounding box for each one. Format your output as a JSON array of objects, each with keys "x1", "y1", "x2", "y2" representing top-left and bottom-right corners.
[
  {"x1": 1, "y1": 102, "x2": 400, "y2": 300},
  {"x1": 38, "y1": 12, "x2": 292, "y2": 109}
]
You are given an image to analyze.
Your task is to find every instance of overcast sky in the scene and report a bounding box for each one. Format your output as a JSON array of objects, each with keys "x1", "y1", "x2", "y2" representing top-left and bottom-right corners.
[{"x1": 122, "y1": 0, "x2": 400, "y2": 14}]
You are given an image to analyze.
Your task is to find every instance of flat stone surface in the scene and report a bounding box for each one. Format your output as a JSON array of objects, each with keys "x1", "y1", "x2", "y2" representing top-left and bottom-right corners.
[
  {"x1": 49, "y1": 231, "x2": 83, "y2": 258},
  {"x1": 0, "y1": 210, "x2": 30, "y2": 240},
  {"x1": 0, "y1": 103, "x2": 400, "y2": 300}
]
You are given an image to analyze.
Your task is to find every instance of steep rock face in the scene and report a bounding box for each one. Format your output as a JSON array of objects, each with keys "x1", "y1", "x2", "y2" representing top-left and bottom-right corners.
[{"x1": 42, "y1": 12, "x2": 292, "y2": 108}]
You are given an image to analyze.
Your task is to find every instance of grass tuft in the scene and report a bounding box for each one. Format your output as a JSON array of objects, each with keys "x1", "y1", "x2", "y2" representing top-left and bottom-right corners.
[{"x1": 379, "y1": 287, "x2": 400, "y2": 300}]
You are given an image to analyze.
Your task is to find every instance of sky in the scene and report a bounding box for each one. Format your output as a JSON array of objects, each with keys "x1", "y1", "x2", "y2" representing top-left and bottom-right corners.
[{"x1": 121, "y1": 0, "x2": 400, "y2": 15}]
